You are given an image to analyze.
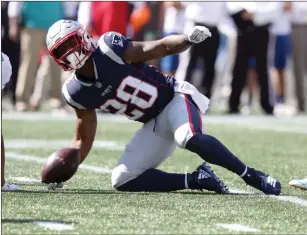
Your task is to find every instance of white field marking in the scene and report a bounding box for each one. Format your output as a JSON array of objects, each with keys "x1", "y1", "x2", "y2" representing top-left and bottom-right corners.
[
  {"x1": 9, "y1": 177, "x2": 41, "y2": 183},
  {"x1": 34, "y1": 221, "x2": 74, "y2": 231},
  {"x1": 273, "y1": 195, "x2": 307, "y2": 207},
  {"x1": 216, "y1": 223, "x2": 260, "y2": 232},
  {"x1": 6, "y1": 152, "x2": 112, "y2": 173},
  {"x1": 3, "y1": 112, "x2": 307, "y2": 124},
  {"x1": 228, "y1": 188, "x2": 255, "y2": 195},
  {"x1": 6, "y1": 151, "x2": 307, "y2": 208},
  {"x1": 230, "y1": 187, "x2": 307, "y2": 208},
  {"x1": 2, "y1": 112, "x2": 131, "y2": 122},
  {"x1": 211, "y1": 122, "x2": 307, "y2": 134},
  {"x1": 5, "y1": 139, "x2": 125, "y2": 150},
  {"x1": 3, "y1": 112, "x2": 307, "y2": 133}
]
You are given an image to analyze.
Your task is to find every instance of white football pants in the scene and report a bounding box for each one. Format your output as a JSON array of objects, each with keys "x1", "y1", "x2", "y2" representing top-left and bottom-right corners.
[{"x1": 112, "y1": 92, "x2": 205, "y2": 188}]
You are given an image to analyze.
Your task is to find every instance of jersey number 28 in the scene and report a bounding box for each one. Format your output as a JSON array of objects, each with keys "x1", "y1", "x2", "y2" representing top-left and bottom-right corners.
[{"x1": 100, "y1": 76, "x2": 158, "y2": 120}]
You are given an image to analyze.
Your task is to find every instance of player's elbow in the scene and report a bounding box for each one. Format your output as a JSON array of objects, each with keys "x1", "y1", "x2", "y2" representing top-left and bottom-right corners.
[
  {"x1": 164, "y1": 46, "x2": 176, "y2": 56},
  {"x1": 160, "y1": 40, "x2": 174, "y2": 56}
]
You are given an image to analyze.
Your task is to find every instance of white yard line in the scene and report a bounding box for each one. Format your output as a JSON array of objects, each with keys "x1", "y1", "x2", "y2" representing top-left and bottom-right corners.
[
  {"x1": 230, "y1": 187, "x2": 307, "y2": 208},
  {"x1": 273, "y1": 195, "x2": 307, "y2": 207},
  {"x1": 6, "y1": 151, "x2": 307, "y2": 208},
  {"x1": 3, "y1": 112, "x2": 307, "y2": 134},
  {"x1": 3, "y1": 112, "x2": 307, "y2": 124},
  {"x1": 216, "y1": 223, "x2": 260, "y2": 232},
  {"x1": 2, "y1": 112, "x2": 130, "y2": 122},
  {"x1": 206, "y1": 121, "x2": 307, "y2": 134},
  {"x1": 33, "y1": 221, "x2": 74, "y2": 231},
  {"x1": 9, "y1": 177, "x2": 41, "y2": 183},
  {"x1": 6, "y1": 152, "x2": 112, "y2": 173},
  {"x1": 228, "y1": 188, "x2": 254, "y2": 195},
  {"x1": 5, "y1": 139, "x2": 125, "y2": 150}
]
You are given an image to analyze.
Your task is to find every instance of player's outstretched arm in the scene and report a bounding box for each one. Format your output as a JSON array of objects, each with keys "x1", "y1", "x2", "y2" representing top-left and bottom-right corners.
[
  {"x1": 70, "y1": 108, "x2": 97, "y2": 163},
  {"x1": 123, "y1": 26, "x2": 211, "y2": 63}
]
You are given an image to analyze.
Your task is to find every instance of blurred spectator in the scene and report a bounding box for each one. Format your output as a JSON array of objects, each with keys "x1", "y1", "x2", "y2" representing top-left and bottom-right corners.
[
  {"x1": 291, "y1": 2, "x2": 307, "y2": 112},
  {"x1": 129, "y1": 2, "x2": 152, "y2": 39},
  {"x1": 77, "y1": 2, "x2": 92, "y2": 33},
  {"x1": 63, "y1": 2, "x2": 79, "y2": 20},
  {"x1": 31, "y1": 2, "x2": 79, "y2": 112},
  {"x1": 246, "y1": 57, "x2": 258, "y2": 110},
  {"x1": 1, "y1": 1, "x2": 20, "y2": 106},
  {"x1": 227, "y1": 2, "x2": 282, "y2": 115},
  {"x1": 177, "y1": 2, "x2": 226, "y2": 99},
  {"x1": 246, "y1": 1, "x2": 292, "y2": 110},
  {"x1": 160, "y1": 2, "x2": 184, "y2": 76},
  {"x1": 8, "y1": 1, "x2": 63, "y2": 111},
  {"x1": 271, "y1": 1, "x2": 292, "y2": 105},
  {"x1": 78, "y1": 1, "x2": 129, "y2": 42}
]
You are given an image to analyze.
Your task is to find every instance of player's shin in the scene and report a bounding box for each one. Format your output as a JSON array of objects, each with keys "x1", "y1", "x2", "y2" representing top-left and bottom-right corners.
[
  {"x1": 185, "y1": 134, "x2": 247, "y2": 176},
  {"x1": 115, "y1": 169, "x2": 187, "y2": 192}
]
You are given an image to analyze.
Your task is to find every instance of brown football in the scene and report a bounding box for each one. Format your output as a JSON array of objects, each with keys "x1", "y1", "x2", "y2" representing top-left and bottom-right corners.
[{"x1": 41, "y1": 147, "x2": 81, "y2": 184}]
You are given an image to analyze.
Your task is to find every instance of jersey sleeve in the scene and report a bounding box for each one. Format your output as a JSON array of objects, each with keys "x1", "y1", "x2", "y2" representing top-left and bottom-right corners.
[
  {"x1": 97, "y1": 31, "x2": 132, "y2": 64},
  {"x1": 61, "y1": 75, "x2": 86, "y2": 110}
]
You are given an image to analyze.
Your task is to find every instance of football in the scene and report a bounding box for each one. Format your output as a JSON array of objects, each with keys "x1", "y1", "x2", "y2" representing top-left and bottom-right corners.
[{"x1": 41, "y1": 147, "x2": 81, "y2": 184}]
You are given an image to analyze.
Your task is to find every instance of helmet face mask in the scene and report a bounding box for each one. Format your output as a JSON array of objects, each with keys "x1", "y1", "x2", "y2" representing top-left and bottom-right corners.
[{"x1": 46, "y1": 20, "x2": 93, "y2": 71}]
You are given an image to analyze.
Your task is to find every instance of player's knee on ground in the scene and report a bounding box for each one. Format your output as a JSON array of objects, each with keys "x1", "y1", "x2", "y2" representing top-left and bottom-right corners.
[
  {"x1": 112, "y1": 164, "x2": 140, "y2": 190},
  {"x1": 174, "y1": 123, "x2": 199, "y2": 149}
]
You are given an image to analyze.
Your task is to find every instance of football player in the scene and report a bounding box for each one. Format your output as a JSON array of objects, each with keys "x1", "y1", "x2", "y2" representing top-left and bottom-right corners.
[
  {"x1": 46, "y1": 19, "x2": 281, "y2": 195},
  {"x1": 1, "y1": 53, "x2": 18, "y2": 191},
  {"x1": 289, "y1": 178, "x2": 307, "y2": 190}
]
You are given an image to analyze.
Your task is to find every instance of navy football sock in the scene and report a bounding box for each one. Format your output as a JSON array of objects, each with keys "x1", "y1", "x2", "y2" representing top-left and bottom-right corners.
[
  {"x1": 116, "y1": 169, "x2": 186, "y2": 192},
  {"x1": 186, "y1": 134, "x2": 247, "y2": 176}
]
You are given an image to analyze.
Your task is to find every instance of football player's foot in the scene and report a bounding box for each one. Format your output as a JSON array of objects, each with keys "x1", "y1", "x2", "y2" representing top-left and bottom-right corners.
[
  {"x1": 243, "y1": 168, "x2": 281, "y2": 195},
  {"x1": 2, "y1": 183, "x2": 19, "y2": 192},
  {"x1": 187, "y1": 162, "x2": 229, "y2": 194},
  {"x1": 289, "y1": 178, "x2": 307, "y2": 190}
]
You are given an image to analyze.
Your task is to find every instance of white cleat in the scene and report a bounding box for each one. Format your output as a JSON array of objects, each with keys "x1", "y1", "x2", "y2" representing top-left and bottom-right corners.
[
  {"x1": 2, "y1": 183, "x2": 19, "y2": 192},
  {"x1": 289, "y1": 178, "x2": 307, "y2": 190}
]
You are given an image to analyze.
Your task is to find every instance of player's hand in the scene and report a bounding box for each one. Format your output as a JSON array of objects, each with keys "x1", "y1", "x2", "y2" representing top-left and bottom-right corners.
[
  {"x1": 187, "y1": 26, "x2": 212, "y2": 44},
  {"x1": 46, "y1": 182, "x2": 64, "y2": 190}
]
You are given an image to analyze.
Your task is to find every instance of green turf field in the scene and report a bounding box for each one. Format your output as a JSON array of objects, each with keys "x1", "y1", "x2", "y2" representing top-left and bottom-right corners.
[{"x1": 2, "y1": 114, "x2": 307, "y2": 234}]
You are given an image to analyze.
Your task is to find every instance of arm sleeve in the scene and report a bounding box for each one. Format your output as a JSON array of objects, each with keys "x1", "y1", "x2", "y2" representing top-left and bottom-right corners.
[
  {"x1": 97, "y1": 32, "x2": 132, "y2": 64},
  {"x1": 61, "y1": 77, "x2": 86, "y2": 110}
]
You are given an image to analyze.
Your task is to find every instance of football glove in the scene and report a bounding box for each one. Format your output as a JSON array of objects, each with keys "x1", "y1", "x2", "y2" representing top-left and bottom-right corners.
[{"x1": 187, "y1": 26, "x2": 212, "y2": 44}]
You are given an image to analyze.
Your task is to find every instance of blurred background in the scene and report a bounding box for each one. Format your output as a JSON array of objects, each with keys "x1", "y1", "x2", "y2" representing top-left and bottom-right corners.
[{"x1": 1, "y1": 1, "x2": 307, "y2": 116}]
